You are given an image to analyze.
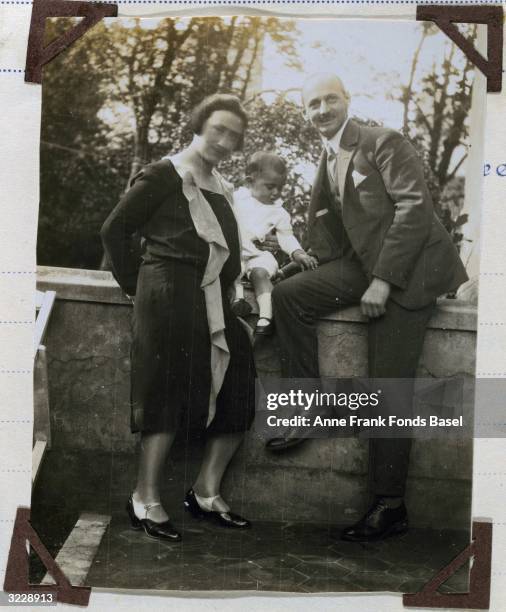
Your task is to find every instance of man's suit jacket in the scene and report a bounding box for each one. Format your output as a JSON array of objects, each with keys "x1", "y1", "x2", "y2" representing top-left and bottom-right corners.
[{"x1": 307, "y1": 119, "x2": 468, "y2": 310}]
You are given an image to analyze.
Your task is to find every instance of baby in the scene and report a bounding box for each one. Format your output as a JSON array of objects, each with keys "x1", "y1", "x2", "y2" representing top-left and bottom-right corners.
[{"x1": 233, "y1": 151, "x2": 318, "y2": 335}]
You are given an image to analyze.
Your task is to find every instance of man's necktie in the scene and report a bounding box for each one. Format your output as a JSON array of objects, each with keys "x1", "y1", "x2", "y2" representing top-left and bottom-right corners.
[{"x1": 326, "y1": 148, "x2": 339, "y2": 196}]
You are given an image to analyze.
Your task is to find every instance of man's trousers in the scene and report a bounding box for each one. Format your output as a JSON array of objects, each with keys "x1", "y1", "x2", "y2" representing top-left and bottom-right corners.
[{"x1": 272, "y1": 258, "x2": 436, "y2": 497}]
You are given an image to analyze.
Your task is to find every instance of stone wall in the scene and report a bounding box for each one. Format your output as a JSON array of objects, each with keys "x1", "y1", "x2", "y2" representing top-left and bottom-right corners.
[{"x1": 37, "y1": 266, "x2": 476, "y2": 529}]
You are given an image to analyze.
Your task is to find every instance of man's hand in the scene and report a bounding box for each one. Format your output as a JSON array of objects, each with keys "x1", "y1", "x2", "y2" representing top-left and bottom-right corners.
[
  {"x1": 292, "y1": 249, "x2": 318, "y2": 271},
  {"x1": 360, "y1": 277, "x2": 391, "y2": 318},
  {"x1": 254, "y1": 230, "x2": 279, "y2": 254}
]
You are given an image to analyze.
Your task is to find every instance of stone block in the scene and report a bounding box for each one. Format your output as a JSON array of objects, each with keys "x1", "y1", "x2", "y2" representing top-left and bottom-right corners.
[
  {"x1": 44, "y1": 299, "x2": 134, "y2": 452},
  {"x1": 36, "y1": 267, "x2": 477, "y2": 529}
]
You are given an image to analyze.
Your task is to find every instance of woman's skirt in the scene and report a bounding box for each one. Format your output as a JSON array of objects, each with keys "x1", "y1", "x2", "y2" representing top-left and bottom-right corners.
[{"x1": 130, "y1": 256, "x2": 256, "y2": 434}]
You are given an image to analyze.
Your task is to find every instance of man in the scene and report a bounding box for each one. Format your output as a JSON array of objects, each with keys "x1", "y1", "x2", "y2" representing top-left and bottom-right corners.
[{"x1": 269, "y1": 73, "x2": 468, "y2": 542}]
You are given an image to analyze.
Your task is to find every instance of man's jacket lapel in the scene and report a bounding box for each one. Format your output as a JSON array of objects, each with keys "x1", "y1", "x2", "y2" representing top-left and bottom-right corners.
[{"x1": 337, "y1": 119, "x2": 360, "y2": 204}]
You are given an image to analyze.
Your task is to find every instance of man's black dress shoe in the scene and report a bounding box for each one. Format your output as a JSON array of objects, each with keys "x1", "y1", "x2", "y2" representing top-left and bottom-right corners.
[
  {"x1": 184, "y1": 488, "x2": 251, "y2": 529},
  {"x1": 265, "y1": 435, "x2": 308, "y2": 452},
  {"x1": 341, "y1": 499, "x2": 408, "y2": 542},
  {"x1": 126, "y1": 495, "x2": 181, "y2": 542}
]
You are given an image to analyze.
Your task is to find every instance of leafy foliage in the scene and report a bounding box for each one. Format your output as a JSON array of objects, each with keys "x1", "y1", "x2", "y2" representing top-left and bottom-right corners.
[
  {"x1": 37, "y1": 17, "x2": 472, "y2": 269},
  {"x1": 38, "y1": 20, "x2": 131, "y2": 268},
  {"x1": 38, "y1": 17, "x2": 300, "y2": 268},
  {"x1": 397, "y1": 24, "x2": 475, "y2": 250}
]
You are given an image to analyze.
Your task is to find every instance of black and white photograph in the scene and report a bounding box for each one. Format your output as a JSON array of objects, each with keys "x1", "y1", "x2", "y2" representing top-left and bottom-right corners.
[{"x1": 31, "y1": 15, "x2": 483, "y2": 595}]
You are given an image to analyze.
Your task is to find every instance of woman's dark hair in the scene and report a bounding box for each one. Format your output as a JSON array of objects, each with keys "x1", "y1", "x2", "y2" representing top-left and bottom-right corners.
[{"x1": 190, "y1": 94, "x2": 248, "y2": 150}]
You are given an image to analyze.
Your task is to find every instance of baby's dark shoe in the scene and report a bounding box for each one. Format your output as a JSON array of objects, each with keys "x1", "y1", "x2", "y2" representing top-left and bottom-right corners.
[{"x1": 232, "y1": 298, "x2": 253, "y2": 318}]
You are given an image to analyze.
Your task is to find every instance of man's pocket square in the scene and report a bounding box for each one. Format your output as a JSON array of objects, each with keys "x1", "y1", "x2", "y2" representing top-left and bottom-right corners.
[
  {"x1": 316, "y1": 208, "x2": 329, "y2": 217},
  {"x1": 351, "y1": 170, "x2": 369, "y2": 187}
]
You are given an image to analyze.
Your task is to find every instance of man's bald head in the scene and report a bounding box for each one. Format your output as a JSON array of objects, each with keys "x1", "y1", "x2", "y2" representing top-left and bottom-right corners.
[
  {"x1": 301, "y1": 73, "x2": 348, "y2": 106},
  {"x1": 301, "y1": 73, "x2": 350, "y2": 139}
]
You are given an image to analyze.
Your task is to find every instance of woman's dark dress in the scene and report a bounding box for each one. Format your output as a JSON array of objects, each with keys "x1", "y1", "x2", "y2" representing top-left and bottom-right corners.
[{"x1": 101, "y1": 159, "x2": 256, "y2": 434}]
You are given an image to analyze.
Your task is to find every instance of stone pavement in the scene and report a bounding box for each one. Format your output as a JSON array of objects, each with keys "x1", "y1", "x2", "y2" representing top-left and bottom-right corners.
[
  {"x1": 84, "y1": 508, "x2": 469, "y2": 594},
  {"x1": 29, "y1": 449, "x2": 471, "y2": 594}
]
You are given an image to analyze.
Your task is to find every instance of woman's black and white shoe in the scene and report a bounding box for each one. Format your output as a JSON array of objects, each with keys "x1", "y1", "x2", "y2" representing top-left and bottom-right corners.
[
  {"x1": 184, "y1": 488, "x2": 251, "y2": 529},
  {"x1": 126, "y1": 494, "x2": 181, "y2": 541},
  {"x1": 255, "y1": 317, "x2": 274, "y2": 336}
]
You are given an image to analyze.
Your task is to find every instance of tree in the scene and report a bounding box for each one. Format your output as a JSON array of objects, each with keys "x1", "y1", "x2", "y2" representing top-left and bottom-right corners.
[
  {"x1": 400, "y1": 22, "x2": 438, "y2": 135},
  {"x1": 399, "y1": 25, "x2": 476, "y2": 248},
  {"x1": 102, "y1": 17, "x2": 299, "y2": 181},
  {"x1": 37, "y1": 17, "x2": 299, "y2": 269},
  {"x1": 38, "y1": 19, "x2": 131, "y2": 268},
  {"x1": 38, "y1": 17, "x2": 476, "y2": 270}
]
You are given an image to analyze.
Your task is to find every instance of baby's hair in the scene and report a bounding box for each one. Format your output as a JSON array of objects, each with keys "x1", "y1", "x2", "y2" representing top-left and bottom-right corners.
[{"x1": 246, "y1": 151, "x2": 287, "y2": 180}]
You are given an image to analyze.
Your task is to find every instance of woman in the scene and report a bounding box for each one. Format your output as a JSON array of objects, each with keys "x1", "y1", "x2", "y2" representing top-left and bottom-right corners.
[{"x1": 101, "y1": 94, "x2": 256, "y2": 541}]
